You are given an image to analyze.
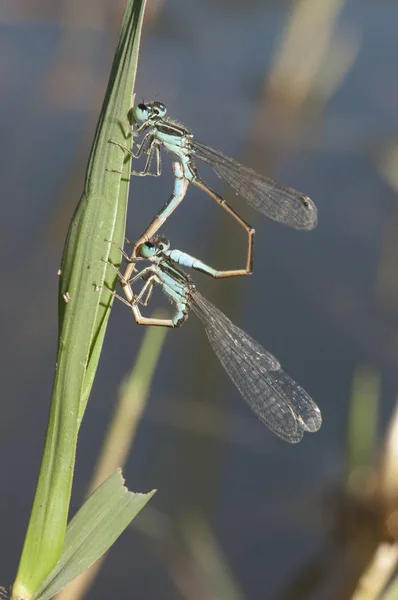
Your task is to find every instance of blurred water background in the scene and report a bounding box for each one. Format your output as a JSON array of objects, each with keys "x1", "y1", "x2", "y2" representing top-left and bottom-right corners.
[{"x1": 1, "y1": 1, "x2": 398, "y2": 598}]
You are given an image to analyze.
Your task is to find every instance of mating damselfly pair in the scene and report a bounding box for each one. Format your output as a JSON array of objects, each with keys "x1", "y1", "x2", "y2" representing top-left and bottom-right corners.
[
  {"x1": 110, "y1": 101, "x2": 317, "y2": 274},
  {"x1": 106, "y1": 102, "x2": 321, "y2": 443}
]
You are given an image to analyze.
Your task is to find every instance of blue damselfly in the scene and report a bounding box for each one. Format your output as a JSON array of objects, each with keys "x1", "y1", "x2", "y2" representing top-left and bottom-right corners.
[
  {"x1": 110, "y1": 101, "x2": 317, "y2": 278},
  {"x1": 111, "y1": 237, "x2": 322, "y2": 444}
]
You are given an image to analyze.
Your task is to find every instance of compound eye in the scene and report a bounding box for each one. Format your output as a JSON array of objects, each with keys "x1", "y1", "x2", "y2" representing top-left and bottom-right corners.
[
  {"x1": 132, "y1": 103, "x2": 149, "y2": 123},
  {"x1": 139, "y1": 242, "x2": 156, "y2": 258}
]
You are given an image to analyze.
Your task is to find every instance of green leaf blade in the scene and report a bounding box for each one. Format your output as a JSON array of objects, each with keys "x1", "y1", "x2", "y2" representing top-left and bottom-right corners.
[
  {"x1": 33, "y1": 471, "x2": 155, "y2": 600},
  {"x1": 13, "y1": 1, "x2": 147, "y2": 596}
]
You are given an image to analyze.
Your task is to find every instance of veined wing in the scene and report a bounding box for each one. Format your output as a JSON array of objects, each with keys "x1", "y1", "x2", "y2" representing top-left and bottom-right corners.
[
  {"x1": 190, "y1": 289, "x2": 280, "y2": 371},
  {"x1": 265, "y1": 369, "x2": 322, "y2": 434},
  {"x1": 191, "y1": 291, "x2": 321, "y2": 443},
  {"x1": 191, "y1": 140, "x2": 317, "y2": 231}
]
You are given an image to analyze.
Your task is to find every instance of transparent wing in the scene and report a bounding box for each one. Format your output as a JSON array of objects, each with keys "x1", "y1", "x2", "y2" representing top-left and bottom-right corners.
[
  {"x1": 191, "y1": 140, "x2": 317, "y2": 231},
  {"x1": 265, "y1": 369, "x2": 322, "y2": 434},
  {"x1": 191, "y1": 290, "x2": 280, "y2": 371},
  {"x1": 191, "y1": 291, "x2": 321, "y2": 443}
]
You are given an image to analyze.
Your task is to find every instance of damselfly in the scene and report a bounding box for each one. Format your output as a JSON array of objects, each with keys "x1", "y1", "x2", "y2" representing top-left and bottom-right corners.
[
  {"x1": 110, "y1": 237, "x2": 322, "y2": 444},
  {"x1": 110, "y1": 101, "x2": 318, "y2": 276}
]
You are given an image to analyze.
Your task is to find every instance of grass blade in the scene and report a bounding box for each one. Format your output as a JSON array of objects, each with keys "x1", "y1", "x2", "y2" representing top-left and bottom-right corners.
[
  {"x1": 33, "y1": 471, "x2": 155, "y2": 600},
  {"x1": 13, "y1": 1, "x2": 147, "y2": 596}
]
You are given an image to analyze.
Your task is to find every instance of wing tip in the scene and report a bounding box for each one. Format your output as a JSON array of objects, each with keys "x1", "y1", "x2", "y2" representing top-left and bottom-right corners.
[
  {"x1": 298, "y1": 406, "x2": 323, "y2": 434},
  {"x1": 300, "y1": 195, "x2": 318, "y2": 230}
]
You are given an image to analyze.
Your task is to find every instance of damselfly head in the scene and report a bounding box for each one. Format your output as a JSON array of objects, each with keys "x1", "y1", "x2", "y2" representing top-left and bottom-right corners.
[
  {"x1": 133, "y1": 101, "x2": 165, "y2": 122},
  {"x1": 139, "y1": 236, "x2": 170, "y2": 259},
  {"x1": 132, "y1": 101, "x2": 167, "y2": 123}
]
